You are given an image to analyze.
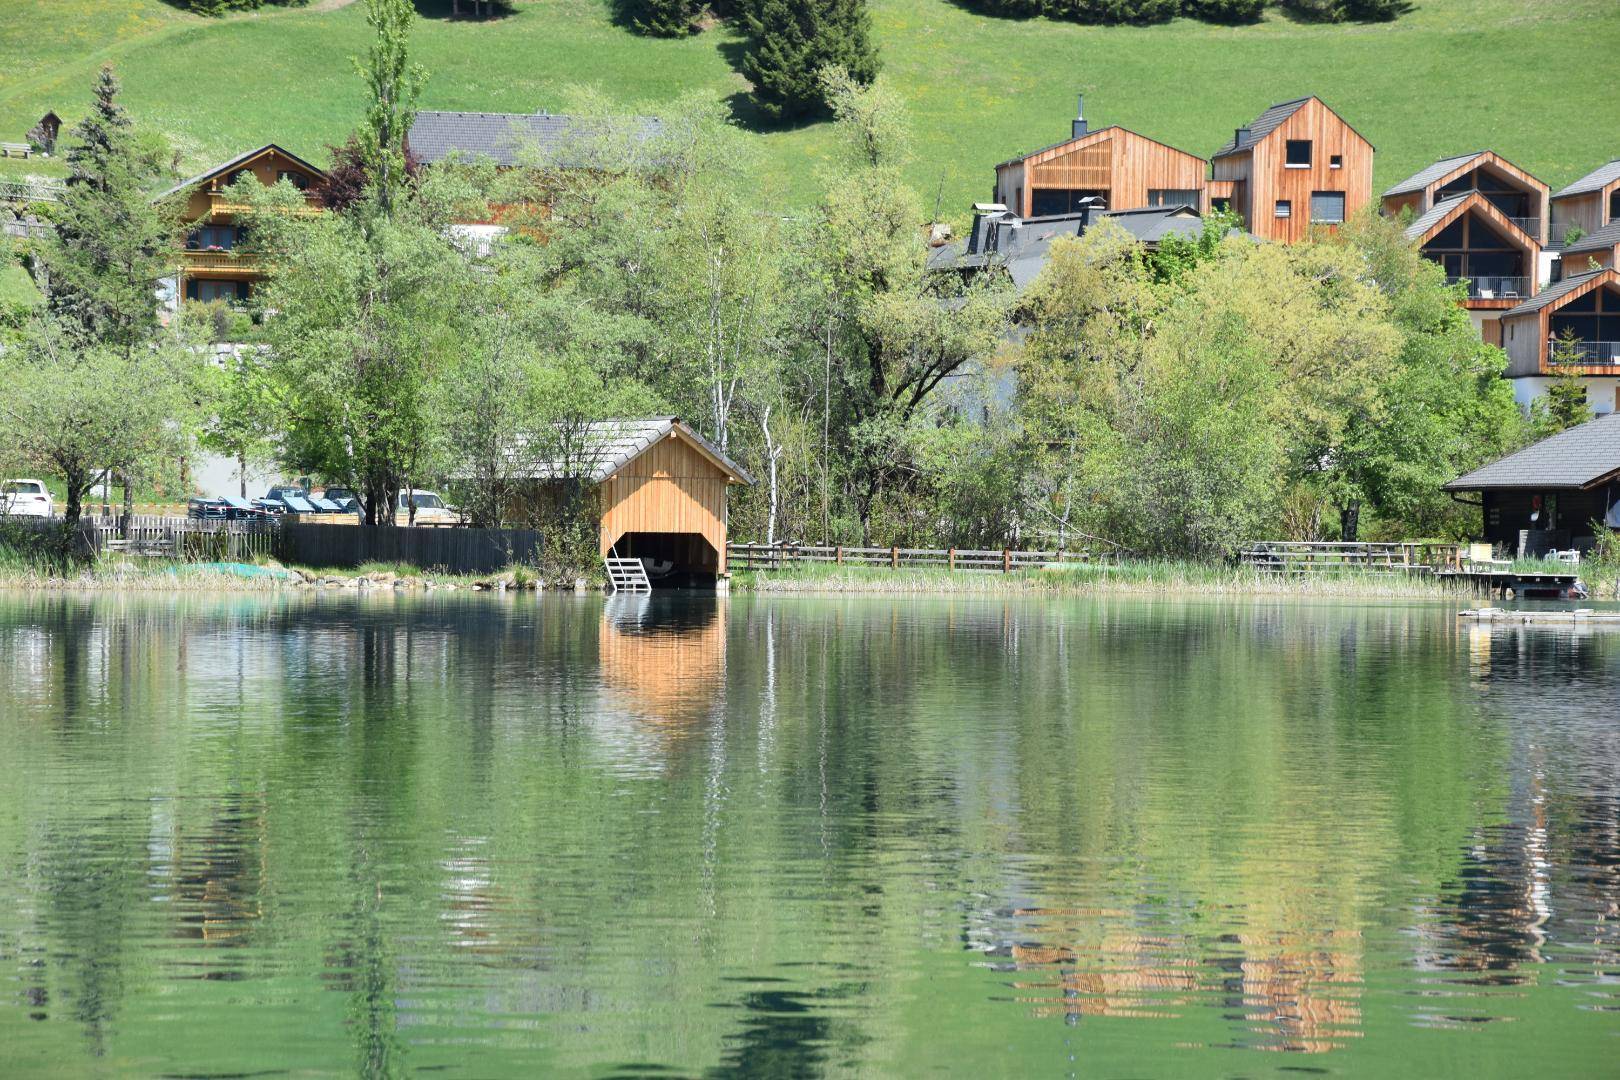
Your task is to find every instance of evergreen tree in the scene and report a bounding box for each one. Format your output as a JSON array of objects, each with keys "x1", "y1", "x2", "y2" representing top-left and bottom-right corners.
[
  {"x1": 741, "y1": 0, "x2": 878, "y2": 122},
  {"x1": 1183, "y1": 0, "x2": 1265, "y2": 23},
  {"x1": 42, "y1": 65, "x2": 175, "y2": 354},
  {"x1": 615, "y1": 0, "x2": 701, "y2": 37},
  {"x1": 1533, "y1": 333, "x2": 1594, "y2": 436}
]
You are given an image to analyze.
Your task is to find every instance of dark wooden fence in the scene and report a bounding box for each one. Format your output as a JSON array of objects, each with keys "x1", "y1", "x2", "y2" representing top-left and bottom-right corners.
[{"x1": 277, "y1": 523, "x2": 541, "y2": 574}]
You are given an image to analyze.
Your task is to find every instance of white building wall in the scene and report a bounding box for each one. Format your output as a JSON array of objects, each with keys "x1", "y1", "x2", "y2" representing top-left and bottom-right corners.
[{"x1": 1511, "y1": 376, "x2": 1620, "y2": 416}]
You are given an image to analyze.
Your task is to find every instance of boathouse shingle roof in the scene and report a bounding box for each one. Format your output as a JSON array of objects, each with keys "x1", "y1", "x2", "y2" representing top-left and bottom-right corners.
[
  {"x1": 500, "y1": 417, "x2": 752, "y2": 485},
  {"x1": 1445, "y1": 412, "x2": 1620, "y2": 491}
]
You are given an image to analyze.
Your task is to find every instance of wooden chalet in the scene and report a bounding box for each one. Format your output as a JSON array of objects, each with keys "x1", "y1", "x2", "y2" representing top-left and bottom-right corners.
[
  {"x1": 1445, "y1": 411, "x2": 1620, "y2": 553},
  {"x1": 993, "y1": 97, "x2": 1207, "y2": 218},
  {"x1": 1382, "y1": 151, "x2": 1548, "y2": 243},
  {"x1": 1209, "y1": 96, "x2": 1373, "y2": 243},
  {"x1": 1550, "y1": 160, "x2": 1620, "y2": 246},
  {"x1": 160, "y1": 144, "x2": 324, "y2": 307},
  {"x1": 1558, "y1": 222, "x2": 1620, "y2": 277},
  {"x1": 505, "y1": 417, "x2": 752, "y2": 584},
  {"x1": 1400, "y1": 191, "x2": 1539, "y2": 345},
  {"x1": 1499, "y1": 267, "x2": 1620, "y2": 414}
]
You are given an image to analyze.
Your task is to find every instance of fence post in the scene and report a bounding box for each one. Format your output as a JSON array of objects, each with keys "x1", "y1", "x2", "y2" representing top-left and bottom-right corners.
[
  {"x1": 835, "y1": 545, "x2": 843, "y2": 565},
  {"x1": 948, "y1": 547, "x2": 955, "y2": 572},
  {"x1": 890, "y1": 546, "x2": 898, "y2": 570},
  {"x1": 1002, "y1": 548, "x2": 1011, "y2": 574}
]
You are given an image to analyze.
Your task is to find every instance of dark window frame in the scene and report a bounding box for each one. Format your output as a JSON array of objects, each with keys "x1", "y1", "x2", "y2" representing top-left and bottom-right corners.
[
  {"x1": 1310, "y1": 191, "x2": 1347, "y2": 224},
  {"x1": 1285, "y1": 140, "x2": 1313, "y2": 168}
]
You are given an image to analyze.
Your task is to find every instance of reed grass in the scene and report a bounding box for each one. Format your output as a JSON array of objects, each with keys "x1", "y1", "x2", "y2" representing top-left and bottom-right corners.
[{"x1": 733, "y1": 560, "x2": 1474, "y2": 598}]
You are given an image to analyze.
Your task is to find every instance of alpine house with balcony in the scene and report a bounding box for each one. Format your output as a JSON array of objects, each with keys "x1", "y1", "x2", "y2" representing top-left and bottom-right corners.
[
  {"x1": 1208, "y1": 96, "x2": 1373, "y2": 243},
  {"x1": 1550, "y1": 160, "x2": 1620, "y2": 247},
  {"x1": 159, "y1": 144, "x2": 325, "y2": 308},
  {"x1": 1499, "y1": 267, "x2": 1620, "y2": 415},
  {"x1": 1396, "y1": 195, "x2": 1541, "y2": 346}
]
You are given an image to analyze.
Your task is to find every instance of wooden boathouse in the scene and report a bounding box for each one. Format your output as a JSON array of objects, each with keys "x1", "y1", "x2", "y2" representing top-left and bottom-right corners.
[{"x1": 508, "y1": 417, "x2": 752, "y2": 583}]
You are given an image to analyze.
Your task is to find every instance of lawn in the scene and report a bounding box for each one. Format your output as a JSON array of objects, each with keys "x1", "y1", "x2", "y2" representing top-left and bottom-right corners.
[{"x1": 0, "y1": 0, "x2": 1616, "y2": 221}]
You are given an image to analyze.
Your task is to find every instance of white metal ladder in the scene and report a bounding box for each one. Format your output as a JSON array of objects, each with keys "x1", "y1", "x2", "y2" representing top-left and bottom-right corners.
[{"x1": 604, "y1": 555, "x2": 651, "y2": 594}]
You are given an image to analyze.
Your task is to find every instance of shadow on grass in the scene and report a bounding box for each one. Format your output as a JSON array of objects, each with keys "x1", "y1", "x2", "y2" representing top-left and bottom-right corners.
[
  {"x1": 411, "y1": 0, "x2": 520, "y2": 20},
  {"x1": 714, "y1": 36, "x2": 833, "y2": 134}
]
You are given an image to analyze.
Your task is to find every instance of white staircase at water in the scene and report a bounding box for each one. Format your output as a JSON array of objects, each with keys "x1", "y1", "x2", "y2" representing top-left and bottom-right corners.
[{"x1": 604, "y1": 555, "x2": 652, "y2": 594}]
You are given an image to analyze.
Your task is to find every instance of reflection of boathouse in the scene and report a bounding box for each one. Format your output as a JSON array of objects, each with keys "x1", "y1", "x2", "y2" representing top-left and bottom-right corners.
[{"x1": 599, "y1": 596, "x2": 726, "y2": 726}]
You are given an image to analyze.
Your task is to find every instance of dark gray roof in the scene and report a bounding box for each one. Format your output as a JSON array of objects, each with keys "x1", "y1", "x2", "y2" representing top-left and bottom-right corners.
[
  {"x1": 499, "y1": 417, "x2": 751, "y2": 485},
  {"x1": 1402, "y1": 192, "x2": 1471, "y2": 241},
  {"x1": 1560, "y1": 220, "x2": 1620, "y2": 257},
  {"x1": 409, "y1": 110, "x2": 664, "y2": 167},
  {"x1": 1211, "y1": 98, "x2": 1311, "y2": 157},
  {"x1": 1383, "y1": 152, "x2": 1484, "y2": 198},
  {"x1": 930, "y1": 206, "x2": 1209, "y2": 290},
  {"x1": 994, "y1": 125, "x2": 1203, "y2": 170},
  {"x1": 1500, "y1": 268, "x2": 1613, "y2": 318},
  {"x1": 156, "y1": 143, "x2": 325, "y2": 201},
  {"x1": 1553, "y1": 160, "x2": 1620, "y2": 200},
  {"x1": 1445, "y1": 412, "x2": 1620, "y2": 491}
]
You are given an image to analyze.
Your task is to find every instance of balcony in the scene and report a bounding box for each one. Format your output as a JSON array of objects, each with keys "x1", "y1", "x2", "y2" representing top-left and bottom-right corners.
[
  {"x1": 1446, "y1": 275, "x2": 1529, "y2": 301},
  {"x1": 1502, "y1": 216, "x2": 1540, "y2": 239},
  {"x1": 1548, "y1": 339, "x2": 1620, "y2": 366},
  {"x1": 205, "y1": 191, "x2": 322, "y2": 217},
  {"x1": 180, "y1": 248, "x2": 259, "y2": 275}
]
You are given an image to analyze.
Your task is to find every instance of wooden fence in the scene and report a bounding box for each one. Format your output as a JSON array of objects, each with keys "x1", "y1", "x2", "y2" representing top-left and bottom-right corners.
[
  {"x1": 727, "y1": 542, "x2": 1111, "y2": 573},
  {"x1": 277, "y1": 522, "x2": 541, "y2": 574},
  {"x1": 1239, "y1": 541, "x2": 1465, "y2": 575},
  {"x1": 4, "y1": 514, "x2": 276, "y2": 561}
]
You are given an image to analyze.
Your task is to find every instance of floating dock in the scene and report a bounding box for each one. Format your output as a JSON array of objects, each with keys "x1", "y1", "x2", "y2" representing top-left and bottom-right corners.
[
  {"x1": 1459, "y1": 607, "x2": 1620, "y2": 623},
  {"x1": 1435, "y1": 570, "x2": 1581, "y2": 599}
]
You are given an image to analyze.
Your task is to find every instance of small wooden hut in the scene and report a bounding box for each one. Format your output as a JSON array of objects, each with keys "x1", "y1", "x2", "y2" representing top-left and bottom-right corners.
[{"x1": 510, "y1": 417, "x2": 752, "y2": 582}]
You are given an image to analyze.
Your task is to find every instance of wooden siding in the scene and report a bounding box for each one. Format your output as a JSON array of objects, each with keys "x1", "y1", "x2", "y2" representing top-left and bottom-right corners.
[
  {"x1": 1380, "y1": 191, "x2": 1422, "y2": 219},
  {"x1": 1005, "y1": 126, "x2": 1207, "y2": 216},
  {"x1": 1502, "y1": 270, "x2": 1620, "y2": 377},
  {"x1": 178, "y1": 147, "x2": 324, "y2": 300},
  {"x1": 597, "y1": 431, "x2": 733, "y2": 573},
  {"x1": 1213, "y1": 98, "x2": 1373, "y2": 243},
  {"x1": 1410, "y1": 193, "x2": 1539, "y2": 310},
  {"x1": 1422, "y1": 152, "x2": 1549, "y2": 243},
  {"x1": 1551, "y1": 191, "x2": 1604, "y2": 241}
]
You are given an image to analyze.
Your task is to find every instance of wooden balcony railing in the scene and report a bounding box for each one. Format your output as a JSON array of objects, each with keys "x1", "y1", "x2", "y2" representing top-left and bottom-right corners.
[
  {"x1": 1548, "y1": 339, "x2": 1620, "y2": 366},
  {"x1": 181, "y1": 249, "x2": 258, "y2": 271},
  {"x1": 205, "y1": 191, "x2": 322, "y2": 217}
]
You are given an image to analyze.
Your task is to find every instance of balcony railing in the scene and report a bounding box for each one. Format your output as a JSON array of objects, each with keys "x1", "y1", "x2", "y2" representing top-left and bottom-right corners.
[
  {"x1": 205, "y1": 191, "x2": 322, "y2": 217},
  {"x1": 1446, "y1": 275, "x2": 1528, "y2": 300},
  {"x1": 1502, "y1": 216, "x2": 1540, "y2": 238},
  {"x1": 1548, "y1": 339, "x2": 1620, "y2": 366},
  {"x1": 181, "y1": 249, "x2": 258, "y2": 271}
]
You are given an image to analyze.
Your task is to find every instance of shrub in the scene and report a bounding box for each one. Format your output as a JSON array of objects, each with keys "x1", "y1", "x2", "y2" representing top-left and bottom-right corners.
[{"x1": 1183, "y1": 0, "x2": 1265, "y2": 23}]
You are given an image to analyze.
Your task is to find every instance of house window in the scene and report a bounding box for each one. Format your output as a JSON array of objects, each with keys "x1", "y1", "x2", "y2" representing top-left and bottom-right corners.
[
  {"x1": 186, "y1": 279, "x2": 248, "y2": 304},
  {"x1": 1310, "y1": 191, "x2": 1346, "y2": 223},
  {"x1": 1211, "y1": 197, "x2": 1232, "y2": 213},
  {"x1": 277, "y1": 169, "x2": 309, "y2": 190},
  {"x1": 1285, "y1": 140, "x2": 1312, "y2": 168},
  {"x1": 1275, "y1": 200, "x2": 1292, "y2": 219},
  {"x1": 1148, "y1": 189, "x2": 1200, "y2": 208},
  {"x1": 1330, "y1": 154, "x2": 1343, "y2": 169}
]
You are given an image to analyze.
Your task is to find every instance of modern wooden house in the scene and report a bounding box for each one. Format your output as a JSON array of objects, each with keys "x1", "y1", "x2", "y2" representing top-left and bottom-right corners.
[
  {"x1": 1382, "y1": 151, "x2": 1549, "y2": 244},
  {"x1": 1499, "y1": 267, "x2": 1620, "y2": 415},
  {"x1": 1444, "y1": 411, "x2": 1620, "y2": 553},
  {"x1": 1209, "y1": 96, "x2": 1373, "y2": 243},
  {"x1": 160, "y1": 144, "x2": 324, "y2": 307},
  {"x1": 506, "y1": 417, "x2": 752, "y2": 584},
  {"x1": 1550, "y1": 160, "x2": 1620, "y2": 246},
  {"x1": 992, "y1": 97, "x2": 1207, "y2": 217},
  {"x1": 1558, "y1": 222, "x2": 1620, "y2": 277},
  {"x1": 1400, "y1": 191, "x2": 1540, "y2": 345}
]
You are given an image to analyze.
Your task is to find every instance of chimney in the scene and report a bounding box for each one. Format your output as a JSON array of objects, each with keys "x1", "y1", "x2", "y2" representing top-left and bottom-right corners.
[
  {"x1": 1234, "y1": 126, "x2": 1251, "y2": 147},
  {"x1": 1072, "y1": 94, "x2": 1087, "y2": 140}
]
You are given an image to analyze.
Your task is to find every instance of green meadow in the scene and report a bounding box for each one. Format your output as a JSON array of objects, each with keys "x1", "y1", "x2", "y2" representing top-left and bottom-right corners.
[{"x1": 1, "y1": 0, "x2": 1617, "y2": 215}]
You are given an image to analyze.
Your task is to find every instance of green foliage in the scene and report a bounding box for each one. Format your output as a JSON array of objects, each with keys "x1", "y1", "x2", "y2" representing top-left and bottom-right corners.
[
  {"x1": 1045, "y1": 0, "x2": 1181, "y2": 25},
  {"x1": 741, "y1": 0, "x2": 878, "y2": 122},
  {"x1": 164, "y1": 0, "x2": 307, "y2": 13},
  {"x1": 1279, "y1": 0, "x2": 1410, "y2": 21},
  {"x1": 354, "y1": 0, "x2": 424, "y2": 217},
  {"x1": 1532, "y1": 338, "x2": 1593, "y2": 437},
  {"x1": 614, "y1": 0, "x2": 701, "y2": 37},
  {"x1": 1181, "y1": 0, "x2": 1265, "y2": 23}
]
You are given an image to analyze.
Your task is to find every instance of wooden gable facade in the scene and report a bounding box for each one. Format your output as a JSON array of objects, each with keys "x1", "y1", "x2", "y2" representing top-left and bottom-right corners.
[
  {"x1": 1501, "y1": 268, "x2": 1620, "y2": 377},
  {"x1": 1551, "y1": 162, "x2": 1620, "y2": 245},
  {"x1": 1408, "y1": 192, "x2": 1540, "y2": 332},
  {"x1": 168, "y1": 145, "x2": 325, "y2": 306},
  {"x1": 994, "y1": 126, "x2": 1207, "y2": 219},
  {"x1": 1382, "y1": 151, "x2": 1548, "y2": 244},
  {"x1": 1211, "y1": 97, "x2": 1374, "y2": 243}
]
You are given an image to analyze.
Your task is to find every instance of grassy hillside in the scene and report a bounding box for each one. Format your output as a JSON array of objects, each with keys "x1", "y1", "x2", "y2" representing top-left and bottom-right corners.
[{"x1": 0, "y1": 0, "x2": 1617, "y2": 220}]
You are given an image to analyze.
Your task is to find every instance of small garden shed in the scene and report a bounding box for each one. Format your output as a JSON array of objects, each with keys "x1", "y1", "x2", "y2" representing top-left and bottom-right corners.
[{"x1": 512, "y1": 417, "x2": 752, "y2": 583}]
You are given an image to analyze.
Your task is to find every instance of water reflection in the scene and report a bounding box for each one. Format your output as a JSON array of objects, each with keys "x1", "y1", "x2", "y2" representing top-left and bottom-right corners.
[{"x1": 0, "y1": 593, "x2": 1617, "y2": 1076}]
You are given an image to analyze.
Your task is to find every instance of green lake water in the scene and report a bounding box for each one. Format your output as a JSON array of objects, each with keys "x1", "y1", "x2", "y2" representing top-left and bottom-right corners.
[{"x1": 0, "y1": 592, "x2": 1615, "y2": 1077}]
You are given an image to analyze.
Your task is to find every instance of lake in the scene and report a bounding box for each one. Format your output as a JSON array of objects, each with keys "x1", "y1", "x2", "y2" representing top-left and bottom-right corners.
[{"x1": 0, "y1": 591, "x2": 1615, "y2": 1077}]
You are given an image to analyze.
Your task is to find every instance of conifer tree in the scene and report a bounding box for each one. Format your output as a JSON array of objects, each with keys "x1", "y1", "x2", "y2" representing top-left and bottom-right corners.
[
  {"x1": 616, "y1": 0, "x2": 700, "y2": 37},
  {"x1": 741, "y1": 0, "x2": 878, "y2": 122}
]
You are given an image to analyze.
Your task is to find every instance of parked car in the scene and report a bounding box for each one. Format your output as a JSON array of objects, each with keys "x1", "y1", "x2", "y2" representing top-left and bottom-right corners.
[
  {"x1": 262, "y1": 484, "x2": 310, "y2": 505},
  {"x1": 396, "y1": 489, "x2": 460, "y2": 527},
  {"x1": 2, "y1": 479, "x2": 53, "y2": 518},
  {"x1": 317, "y1": 487, "x2": 359, "y2": 512}
]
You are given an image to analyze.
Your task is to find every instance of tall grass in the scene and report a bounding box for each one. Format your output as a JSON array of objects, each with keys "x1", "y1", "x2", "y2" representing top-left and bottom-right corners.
[{"x1": 733, "y1": 560, "x2": 1474, "y2": 597}]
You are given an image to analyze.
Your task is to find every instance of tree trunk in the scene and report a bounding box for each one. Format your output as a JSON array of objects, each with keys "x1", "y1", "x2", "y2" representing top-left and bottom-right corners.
[
  {"x1": 238, "y1": 451, "x2": 248, "y2": 499},
  {"x1": 1339, "y1": 501, "x2": 1361, "y2": 543},
  {"x1": 120, "y1": 471, "x2": 134, "y2": 540},
  {"x1": 63, "y1": 467, "x2": 84, "y2": 528}
]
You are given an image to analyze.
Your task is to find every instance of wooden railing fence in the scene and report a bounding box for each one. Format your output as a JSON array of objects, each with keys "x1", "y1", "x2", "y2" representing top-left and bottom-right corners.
[
  {"x1": 3, "y1": 514, "x2": 277, "y2": 561},
  {"x1": 1239, "y1": 541, "x2": 1466, "y2": 575},
  {"x1": 727, "y1": 542, "x2": 1112, "y2": 573}
]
